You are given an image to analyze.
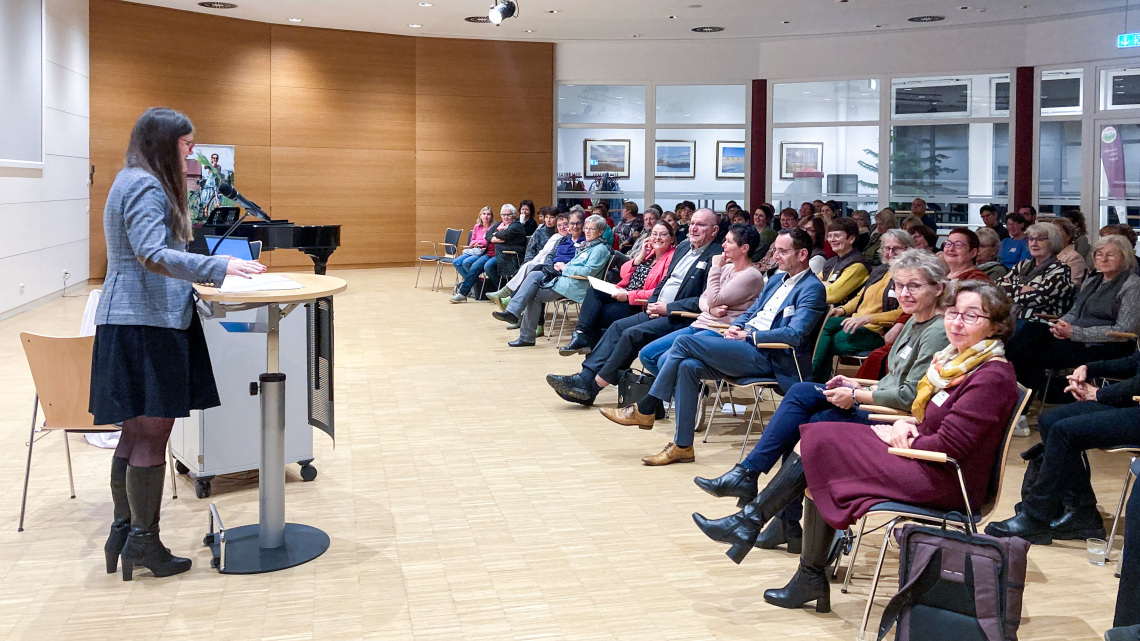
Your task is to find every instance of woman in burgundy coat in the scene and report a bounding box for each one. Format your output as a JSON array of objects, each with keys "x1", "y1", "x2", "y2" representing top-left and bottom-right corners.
[{"x1": 692, "y1": 279, "x2": 1019, "y2": 614}]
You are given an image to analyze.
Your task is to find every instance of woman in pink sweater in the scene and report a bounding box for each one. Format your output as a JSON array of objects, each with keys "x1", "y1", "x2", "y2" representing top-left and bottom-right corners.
[
  {"x1": 452, "y1": 207, "x2": 495, "y2": 281},
  {"x1": 637, "y1": 223, "x2": 768, "y2": 377}
]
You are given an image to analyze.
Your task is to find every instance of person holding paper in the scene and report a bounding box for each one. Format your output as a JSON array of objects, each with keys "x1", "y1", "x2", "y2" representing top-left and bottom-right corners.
[
  {"x1": 559, "y1": 222, "x2": 676, "y2": 355},
  {"x1": 90, "y1": 107, "x2": 265, "y2": 581}
]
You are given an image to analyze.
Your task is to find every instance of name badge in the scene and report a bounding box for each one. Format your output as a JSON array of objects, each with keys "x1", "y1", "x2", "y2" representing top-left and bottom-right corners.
[
  {"x1": 696, "y1": 261, "x2": 708, "y2": 269},
  {"x1": 932, "y1": 390, "x2": 950, "y2": 406},
  {"x1": 887, "y1": 289, "x2": 898, "y2": 298},
  {"x1": 828, "y1": 272, "x2": 838, "y2": 282},
  {"x1": 782, "y1": 306, "x2": 795, "y2": 318},
  {"x1": 896, "y1": 344, "x2": 913, "y2": 360}
]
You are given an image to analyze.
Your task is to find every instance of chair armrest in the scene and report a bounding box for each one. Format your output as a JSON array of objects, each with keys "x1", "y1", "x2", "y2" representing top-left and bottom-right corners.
[
  {"x1": 753, "y1": 342, "x2": 792, "y2": 349},
  {"x1": 1108, "y1": 331, "x2": 1138, "y2": 340},
  {"x1": 705, "y1": 322, "x2": 731, "y2": 329},
  {"x1": 869, "y1": 414, "x2": 917, "y2": 423},
  {"x1": 888, "y1": 447, "x2": 948, "y2": 464},
  {"x1": 1133, "y1": 396, "x2": 1140, "y2": 403},
  {"x1": 568, "y1": 275, "x2": 588, "y2": 280},
  {"x1": 419, "y1": 240, "x2": 437, "y2": 253},
  {"x1": 671, "y1": 311, "x2": 701, "y2": 319},
  {"x1": 851, "y1": 377, "x2": 879, "y2": 386},
  {"x1": 860, "y1": 404, "x2": 902, "y2": 415}
]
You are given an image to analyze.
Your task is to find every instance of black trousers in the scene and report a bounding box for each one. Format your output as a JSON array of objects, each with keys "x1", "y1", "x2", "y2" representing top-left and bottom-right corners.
[
  {"x1": 1022, "y1": 402, "x2": 1140, "y2": 522},
  {"x1": 574, "y1": 289, "x2": 641, "y2": 346},
  {"x1": 1005, "y1": 322, "x2": 1135, "y2": 396},
  {"x1": 1117, "y1": 472, "x2": 1140, "y2": 627},
  {"x1": 581, "y1": 312, "x2": 691, "y2": 385}
]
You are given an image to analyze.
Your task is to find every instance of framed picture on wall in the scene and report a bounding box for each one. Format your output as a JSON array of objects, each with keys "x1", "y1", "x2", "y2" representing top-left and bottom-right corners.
[
  {"x1": 716, "y1": 141, "x2": 746, "y2": 179},
  {"x1": 654, "y1": 140, "x2": 696, "y2": 178},
  {"x1": 584, "y1": 139, "x2": 631, "y2": 178},
  {"x1": 780, "y1": 142, "x2": 824, "y2": 179}
]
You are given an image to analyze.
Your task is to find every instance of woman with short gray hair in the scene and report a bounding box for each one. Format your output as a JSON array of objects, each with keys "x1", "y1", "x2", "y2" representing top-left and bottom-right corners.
[
  {"x1": 997, "y1": 222, "x2": 1074, "y2": 322},
  {"x1": 450, "y1": 203, "x2": 528, "y2": 302},
  {"x1": 975, "y1": 227, "x2": 1008, "y2": 280}
]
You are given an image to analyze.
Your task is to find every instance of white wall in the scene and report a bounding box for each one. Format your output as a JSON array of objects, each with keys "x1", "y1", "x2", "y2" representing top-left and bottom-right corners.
[{"x1": 0, "y1": 0, "x2": 89, "y2": 318}]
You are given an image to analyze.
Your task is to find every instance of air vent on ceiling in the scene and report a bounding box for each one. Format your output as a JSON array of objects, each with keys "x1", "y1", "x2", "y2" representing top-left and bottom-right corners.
[
  {"x1": 198, "y1": 2, "x2": 237, "y2": 8},
  {"x1": 691, "y1": 26, "x2": 725, "y2": 33},
  {"x1": 465, "y1": 15, "x2": 491, "y2": 23},
  {"x1": 908, "y1": 15, "x2": 945, "y2": 22}
]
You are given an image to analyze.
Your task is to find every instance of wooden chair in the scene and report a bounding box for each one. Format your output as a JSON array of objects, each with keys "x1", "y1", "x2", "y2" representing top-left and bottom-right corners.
[
  {"x1": 18, "y1": 332, "x2": 176, "y2": 531},
  {"x1": 840, "y1": 383, "x2": 1031, "y2": 639}
]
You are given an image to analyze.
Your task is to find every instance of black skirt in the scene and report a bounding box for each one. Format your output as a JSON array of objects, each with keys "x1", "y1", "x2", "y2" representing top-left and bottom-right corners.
[{"x1": 89, "y1": 312, "x2": 221, "y2": 425}]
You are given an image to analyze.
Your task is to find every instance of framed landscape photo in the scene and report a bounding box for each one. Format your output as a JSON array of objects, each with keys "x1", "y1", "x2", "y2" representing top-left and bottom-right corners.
[
  {"x1": 654, "y1": 140, "x2": 697, "y2": 178},
  {"x1": 716, "y1": 141, "x2": 746, "y2": 179},
  {"x1": 584, "y1": 139, "x2": 631, "y2": 178},
  {"x1": 780, "y1": 141, "x2": 824, "y2": 179}
]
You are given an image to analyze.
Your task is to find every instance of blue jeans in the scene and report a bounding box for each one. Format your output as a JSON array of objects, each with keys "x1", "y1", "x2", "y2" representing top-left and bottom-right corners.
[
  {"x1": 647, "y1": 333, "x2": 777, "y2": 448},
  {"x1": 457, "y1": 254, "x2": 492, "y2": 296},
  {"x1": 452, "y1": 252, "x2": 482, "y2": 280},
  {"x1": 638, "y1": 326, "x2": 716, "y2": 377}
]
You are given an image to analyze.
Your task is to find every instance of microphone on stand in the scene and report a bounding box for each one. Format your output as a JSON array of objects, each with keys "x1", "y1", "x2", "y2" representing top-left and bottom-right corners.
[{"x1": 218, "y1": 182, "x2": 272, "y2": 222}]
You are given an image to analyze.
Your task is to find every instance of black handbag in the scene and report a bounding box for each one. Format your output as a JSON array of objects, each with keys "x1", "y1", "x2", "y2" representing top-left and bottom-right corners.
[{"x1": 617, "y1": 369, "x2": 654, "y2": 408}]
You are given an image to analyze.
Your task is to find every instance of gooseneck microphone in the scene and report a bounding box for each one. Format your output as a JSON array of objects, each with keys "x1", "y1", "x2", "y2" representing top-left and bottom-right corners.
[{"x1": 218, "y1": 182, "x2": 272, "y2": 221}]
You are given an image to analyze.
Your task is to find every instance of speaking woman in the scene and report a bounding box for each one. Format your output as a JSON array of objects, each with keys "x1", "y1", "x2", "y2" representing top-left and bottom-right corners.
[{"x1": 93, "y1": 107, "x2": 265, "y2": 580}]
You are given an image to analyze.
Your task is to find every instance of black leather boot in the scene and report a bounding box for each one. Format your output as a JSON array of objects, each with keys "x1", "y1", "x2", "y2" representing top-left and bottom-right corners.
[
  {"x1": 692, "y1": 454, "x2": 806, "y2": 564},
  {"x1": 559, "y1": 331, "x2": 591, "y2": 356},
  {"x1": 763, "y1": 499, "x2": 834, "y2": 613},
  {"x1": 1051, "y1": 504, "x2": 1107, "y2": 541},
  {"x1": 754, "y1": 516, "x2": 803, "y2": 554},
  {"x1": 694, "y1": 464, "x2": 760, "y2": 507},
  {"x1": 984, "y1": 511, "x2": 1053, "y2": 545},
  {"x1": 105, "y1": 456, "x2": 130, "y2": 574},
  {"x1": 120, "y1": 464, "x2": 191, "y2": 580}
]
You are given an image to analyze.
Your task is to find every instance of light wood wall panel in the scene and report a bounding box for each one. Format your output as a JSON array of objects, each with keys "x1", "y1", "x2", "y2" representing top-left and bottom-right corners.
[{"x1": 90, "y1": 0, "x2": 552, "y2": 277}]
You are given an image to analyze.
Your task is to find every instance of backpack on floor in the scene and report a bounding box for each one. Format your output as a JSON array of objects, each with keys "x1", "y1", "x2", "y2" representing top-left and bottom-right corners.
[{"x1": 877, "y1": 522, "x2": 1030, "y2": 641}]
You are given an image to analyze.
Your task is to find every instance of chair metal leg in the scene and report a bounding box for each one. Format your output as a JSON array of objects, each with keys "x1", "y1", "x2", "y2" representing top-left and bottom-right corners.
[
  {"x1": 18, "y1": 396, "x2": 39, "y2": 532},
  {"x1": 63, "y1": 431, "x2": 76, "y2": 499},
  {"x1": 414, "y1": 260, "x2": 424, "y2": 288},
  {"x1": 702, "y1": 380, "x2": 725, "y2": 442},
  {"x1": 842, "y1": 515, "x2": 868, "y2": 593},
  {"x1": 859, "y1": 517, "x2": 902, "y2": 639},
  {"x1": 1108, "y1": 457, "x2": 1137, "y2": 560},
  {"x1": 168, "y1": 442, "x2": 178, "y2": 500}
]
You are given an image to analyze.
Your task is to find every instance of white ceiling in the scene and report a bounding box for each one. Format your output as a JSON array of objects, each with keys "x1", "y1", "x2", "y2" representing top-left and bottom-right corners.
[{"x1": 125, "y1": 0, "x2": 1126, "y2": 42}]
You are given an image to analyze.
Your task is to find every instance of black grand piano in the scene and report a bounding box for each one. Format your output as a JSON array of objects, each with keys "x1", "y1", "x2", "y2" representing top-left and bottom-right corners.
[{"x1": 192, "y1": 207, "x2": 341, "y2": 274}]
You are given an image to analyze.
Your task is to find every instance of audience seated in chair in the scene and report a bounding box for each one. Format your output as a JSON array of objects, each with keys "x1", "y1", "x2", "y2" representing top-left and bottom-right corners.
[
  {"x1": 634, "y1": 224, "x2": 767, "y2": 377},
  {"x1": 487, "y1": 211, "x2": 572, "y2": 308},
  {"x1": 450, "y1": 203, "x2": 526, "y2": 303},
  {"x1": 811, "y1": 229, "x2": 914, "y2": 383},
  {"x1": 819, "y1": 217, "x2": 870, "y2": 305},
  {"x1": 599, "y1": 228, "x2": 827, "y2": 467},
  {"x1": 1052, "y1": 217, "x2": 1087, "y2": 286},
  {"x1": 559, "y1": 221, "x2": 677, "y2": 356},
  {"x1": 941, "y1": 227, "x2": 990, "y2": 282},
  {"x1": 613, "y1": 201, "x2": 644, "y2": 254},
  {"x1": 1005, "y1": 234, "x2": 1140, "y2": 398},
  {"x1": 986, "y1": 351, "x2": 1140, "y2": 544},
  {"x1": 451, "y1": 206, "x2": 495, "y2": 289},
  {"x1": 491, "y1": 214, "x2": 611, "y2": 347},
  {"x1": 798, "y1": 216, "x2": 828, "y2": 275},
  {"x1": 697, "y1": 248, "x2": 951, "y2": 552},
  {"x1": 545, "y1": 209, "x2": 722, "y2": 406},
  {"x1": 752, "y1": 205, "x2": 778, "y2": 258},
  {"x1": 1000, "y1": 212, "x2": 1032, "y2": 269},
  {"x1": 624, "y1": 207, "x2": 661, "y2": 264},
  {"x1": 909, "y1": 224, "x2": 937, "y2": 252},
  {"x1": 1100, "y1": 224, "x2": 1140, "y2": 274},
  {"x1": 692, "y1": 280, "x2": 1018, "y2": 615},
  {"x1": 523, "y1": 206, "x2": 560, "y2": 263},
  {"x1": 976, "y1": 227, "x2": 1009, "y2": 280},
  {"x1": 861, "y1": 208, "x2": 898, "y2": 265},
  {"x1": 997, "y1": 221, "x2": 1074, "y2": 327}
]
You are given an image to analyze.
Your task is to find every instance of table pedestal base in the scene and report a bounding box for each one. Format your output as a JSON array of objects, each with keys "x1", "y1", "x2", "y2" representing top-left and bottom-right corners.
[{"x1": 207, "y1": 523, "x2": 329, "y2": 574}]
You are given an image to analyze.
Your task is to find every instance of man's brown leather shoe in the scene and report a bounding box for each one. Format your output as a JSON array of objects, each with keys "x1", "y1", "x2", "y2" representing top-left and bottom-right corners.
[
  {"x1": 642, "y1": 442, "x2": 695, "y2": 466},
  {"x1": 599, "y1": 405, "x2": 655, "y2": 429}
]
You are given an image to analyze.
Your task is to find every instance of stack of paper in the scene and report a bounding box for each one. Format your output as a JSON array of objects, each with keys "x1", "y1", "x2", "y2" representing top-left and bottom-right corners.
[{"x1": 218, "y1": 273, "x2": 304, "y2": 294}]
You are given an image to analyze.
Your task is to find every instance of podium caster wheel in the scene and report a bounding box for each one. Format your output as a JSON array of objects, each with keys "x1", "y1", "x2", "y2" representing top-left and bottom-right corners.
[
  {"x1": 174, "y1": 461, "x2": 190, "y2": 475},
  {"x1": 195, "y1": 480, "x2": 212, "y2": 499},
  {"x1": 210, "y1": 556, "x2": 220, "y2": 569},
  {"x1": 204, "y1": 533, "x2": 216, "y2": 546},
  {"x1": 300, "y1": 464, "x2": 318, "y2": 482}
]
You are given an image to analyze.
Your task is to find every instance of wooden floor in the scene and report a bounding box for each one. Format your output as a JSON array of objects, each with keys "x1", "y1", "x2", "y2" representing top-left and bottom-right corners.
[{"x1": 0, "y1": 267, "x2": 1127, "y2": 640}]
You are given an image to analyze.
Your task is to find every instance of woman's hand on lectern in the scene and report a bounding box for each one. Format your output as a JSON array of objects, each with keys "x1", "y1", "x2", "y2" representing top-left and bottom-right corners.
[{"x1": 226, "y1": 257, "x2": 267, "y2": 279}]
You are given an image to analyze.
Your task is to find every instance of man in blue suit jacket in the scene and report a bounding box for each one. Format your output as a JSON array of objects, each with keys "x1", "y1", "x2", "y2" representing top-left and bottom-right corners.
[{"x1": 602, "y1": 229, "x2": 828, "y2": 466}]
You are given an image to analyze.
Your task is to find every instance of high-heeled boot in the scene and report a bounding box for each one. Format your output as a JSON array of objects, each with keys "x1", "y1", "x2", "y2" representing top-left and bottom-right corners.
[
  {"x1": 754, "y1": 516, "x2": 803, "y2": 554},
  {"x1": 105, "y1": 456, "x2": 130, "y2": 574},
  {"x1": 120, "y1": 464, "x2": 191, "y2": 580},
  {"x1": 694, "y1": 464, "x2": 760, "y2": 507},
  {"x1": 691, "y1": 453, "x2": 807, "y2": 564},
  {"x1": 763, "y1": 498, "x2": 835, "y2": 613}
]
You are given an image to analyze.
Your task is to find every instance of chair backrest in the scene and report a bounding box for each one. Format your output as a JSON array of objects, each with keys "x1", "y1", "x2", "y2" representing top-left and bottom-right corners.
[
  {"x1": 442, "y1": 228, "x2": 463, "y2": 257},
  {"x1": 21, "y1": 332, "x2": 101, "y2": 430},
  {"x1": 978, "y1": 383, "x2": 1032, "y2": 518},
  {"x1": 79, "y1": 289, "x2": 102, "y2": 337}
]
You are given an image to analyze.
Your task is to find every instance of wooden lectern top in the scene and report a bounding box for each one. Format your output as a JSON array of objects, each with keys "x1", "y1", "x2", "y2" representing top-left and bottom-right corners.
[{"x1": 194, "y1": 273, "x2": 348, "y2": 304}]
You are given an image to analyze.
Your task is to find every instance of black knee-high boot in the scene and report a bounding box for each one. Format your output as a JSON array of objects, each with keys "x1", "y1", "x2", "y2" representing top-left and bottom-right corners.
[
  {"x1": 120, "y1": 464, "x2": 191, "y2": 580},
  {"x1": 692, "y1": 453, "x2": 807, "y2": 564},
  {"x1": 763, "y1": 498, "x2": 835, "y2": 613},
  {"x1": 105, "y1": 456, "x2": 131, "y2": 574}
]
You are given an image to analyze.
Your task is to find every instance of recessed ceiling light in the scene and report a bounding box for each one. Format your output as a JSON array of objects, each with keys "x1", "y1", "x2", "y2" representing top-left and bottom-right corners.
[
  {"x1": 782, "y1": 20, "x2": 790, "y2": 24},
  {"x1": 692, "y1": 26, "x2": 725, "y2": 33},
  {"x1": 908, "y1": 15, "x2": 945, "y2": 22},
  {"x1": 632, "y1": 34, "x2": 644, "y2": 37},
  {"x1": 688, "y1": 4, "x2": 702, "y2": 8},
  {"x1": 408, "y1": 23, "x2": 422, "y2": 28},
  {"x1": 287, "y1": 17, "x2": 302, "y2": 22},
  {"x1": 524, "y1": 29, "x2": 534, "y2": 32},
  {"x1": 667, "y1": 15, "x2": 677, "y2": 19},
  {"x1": 875, "y1": 24, "x2": 884, "y2": 27},
  {"x1": 419, "y1": 2, "x2": 432, "y2": 5},
  {"x1": 198, "y1": 1, "x2": 237, "y2": 8},
  {"x1": 465, "y1": 15, "x2": 490, "y2": 22},
  {"x1": 960, "y1": 5, "x2": 969, "y2": 9},
  {"x1": 547, "y1": 9, "x2": 559, "y2": 13}
]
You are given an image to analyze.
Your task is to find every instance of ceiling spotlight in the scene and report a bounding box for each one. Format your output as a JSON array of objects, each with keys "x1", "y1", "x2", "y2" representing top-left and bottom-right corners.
[
  {"x1": 465, "y1": 15, "x2": 490, "y2": 22},
  {"x1": 688, "y1": 4, "x2": 702, "y2": 8},
  {"x1": 287, "y1": 17, "x2": 302, "y2": 22},
  {"x1": 781, "y1": 20, "x2": 790, "y2": 24},
  {"x1": 692, "y1": 26, "x2": 724, "y2": 33},
  {"x1": 408, "y1": 23, "x2": 422, "y2": 27},
  {"x1": 907, "y1": 15, "x2": 945, "y2": 22},
  {"x1": 488, "y1": 0, "x2": 517, "y2": 25},
  {"x1": 198, "y1": 1, "x2": 237, "y2": 8},
  {"x1": 632, "y1": 34, "x2": 644, "y2": 37}
]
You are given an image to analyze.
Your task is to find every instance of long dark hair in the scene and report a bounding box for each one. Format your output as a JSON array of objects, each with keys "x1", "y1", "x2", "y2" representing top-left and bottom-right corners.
[{"x1": 124, "y1": 107, "x2": 194, "y2": 243}]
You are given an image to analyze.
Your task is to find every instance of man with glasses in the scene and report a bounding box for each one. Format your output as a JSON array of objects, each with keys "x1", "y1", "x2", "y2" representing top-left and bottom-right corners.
[
  {"x1": 546, "y1": 209, "x2": 723, "y2": 406},
  {"x1": 980, "y1": 204, "x2": 1009, "y2": 240}
]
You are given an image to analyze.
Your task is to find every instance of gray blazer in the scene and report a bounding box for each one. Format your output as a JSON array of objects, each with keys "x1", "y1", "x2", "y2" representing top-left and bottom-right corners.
[{"x1": 95, "y1": 167, "x2": 229, "y2": 330}]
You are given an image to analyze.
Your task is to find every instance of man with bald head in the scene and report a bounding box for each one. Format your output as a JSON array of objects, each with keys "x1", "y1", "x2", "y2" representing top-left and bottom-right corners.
[{"x1": 548, "y1": 209, "x2": 723, "y2": 406}]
